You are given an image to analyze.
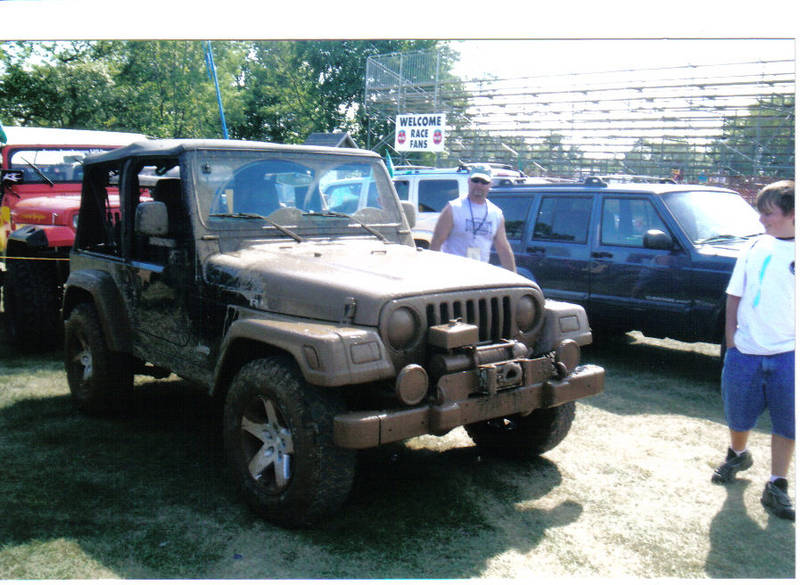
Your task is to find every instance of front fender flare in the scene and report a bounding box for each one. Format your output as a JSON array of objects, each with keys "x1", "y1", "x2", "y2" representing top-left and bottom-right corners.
[
  {"x1": 213, "y1": 314, "x2": 395, "y2": 394},
  {"x1": 9, "y1": 224, "x2": 75, "y2": 249}
]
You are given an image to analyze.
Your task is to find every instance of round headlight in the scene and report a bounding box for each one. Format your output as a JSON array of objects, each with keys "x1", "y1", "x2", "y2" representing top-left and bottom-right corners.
[
  {"x1": 516, "y1": 294, "x2": 538, "y2": 332},
  {"x1": 387, "y1": 307, "x2": 418, "y2": 350}
]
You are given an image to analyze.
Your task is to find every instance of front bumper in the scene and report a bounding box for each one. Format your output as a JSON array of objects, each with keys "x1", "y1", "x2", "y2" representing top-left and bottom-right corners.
[{"x1": 333, "y1": 360, "x2": 604, "y2": 449}]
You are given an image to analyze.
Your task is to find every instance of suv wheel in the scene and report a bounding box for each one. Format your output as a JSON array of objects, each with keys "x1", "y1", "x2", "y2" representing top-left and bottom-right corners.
[
  {"x1": 223, "y1": 356, "x2": 356, "y2": 527},
  {"x1": 465, "y1": 401, "x2": 576, "y2": 460},
  {"x1": 64, "y1": 303, "x2": 133, "y2": 413}
]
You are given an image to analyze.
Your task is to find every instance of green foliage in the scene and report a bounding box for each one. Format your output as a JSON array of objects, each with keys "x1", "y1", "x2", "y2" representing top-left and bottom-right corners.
[
  {"x1": 0, "y1": 43, "x2": 117, "y2": 129},
  {"x1": 111, "y1": 41, "x2": 219, "y2": 138},
  {"x1": 231, "y1": 40, "x2": 443, "y2": 145},
  {"x1": 618, "y1": 94, "x2": 795, "y2": 181},
  {"x1": 0, "y1": 40, "x2": 447, "y2": 145},
  {"x1": 621, "y1": 137, "x2": 714, "y2": 179},
  {"x1": 230, "y1": 41, "x2": 317, "y2": 143},
  {"x1": 712, "y1": 93, "x2": 795, "y2": 177}
]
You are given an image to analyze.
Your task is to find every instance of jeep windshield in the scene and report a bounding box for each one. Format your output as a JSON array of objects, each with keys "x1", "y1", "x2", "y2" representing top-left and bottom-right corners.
[
  {"x1": 191, "y1": 150, "x2": 405, "y2": 241},
  {"x1": 662, "y1": 190, "x2": 763, "y2": 245},
  {"x1": 7, "y1": 147, "x2": 116, "y2": 184}
]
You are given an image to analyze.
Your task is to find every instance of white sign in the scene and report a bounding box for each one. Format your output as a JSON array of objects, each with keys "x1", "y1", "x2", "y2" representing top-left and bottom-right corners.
[{"x1": 394, "y1": 113, "x2": 446, "y2": 152}]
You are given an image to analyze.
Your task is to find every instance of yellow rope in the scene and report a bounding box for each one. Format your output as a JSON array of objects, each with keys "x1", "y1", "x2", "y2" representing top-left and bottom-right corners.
[{"x1": 2, "y1": 256, "x2": 70, "y2": 262}]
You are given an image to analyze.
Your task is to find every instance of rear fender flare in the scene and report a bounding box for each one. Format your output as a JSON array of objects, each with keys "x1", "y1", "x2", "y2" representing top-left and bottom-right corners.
[{"x1": 63, "y1": 270, "x2": 132, "y2": 353}]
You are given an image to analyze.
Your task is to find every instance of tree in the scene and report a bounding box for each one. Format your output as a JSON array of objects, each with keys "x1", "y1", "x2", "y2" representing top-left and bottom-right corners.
[
  {"x1": 106, "y1": 41, "x2": 248, "y2": 139},
  {"x1": 228, "y1": 42, "x2": 317, "y2": 143},
  {"x1": 531, "y1": 133, "x2": 585, "y2": 177},
  {"x1": 0, "y1": 42, "x2": 118, "y2": 130},
  {"x1": 619, "y1": 137, "x2": 714, "y2": 180},
  {"x1": 0, "y1": 40, "x2": 455, "y2": 147},
  {"x1": 711, "y1": 93, "x2": 794, "y2": 178},
  {"x1": 232, "y1": 40, "x2": 447, "y2": 146}
]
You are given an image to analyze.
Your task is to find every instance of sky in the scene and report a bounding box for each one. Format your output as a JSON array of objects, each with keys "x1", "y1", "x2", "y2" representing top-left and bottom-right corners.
[
  {"x1": 450, "y1": 39, "x2": 795, "y2": 80},
  {"x1": 1, "y1": 0, "x2": 798, "y2": 45},
  {"x1": 0, "y1": 1, "x2": 796, "y2": 70}
]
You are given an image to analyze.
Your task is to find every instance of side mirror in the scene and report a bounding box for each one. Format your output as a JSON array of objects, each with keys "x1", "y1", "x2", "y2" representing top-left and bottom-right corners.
[
  {"x1": 644, "y1": 229, "x2": 674, "y2": 250},
  {"x1": 135, "y1": 201, "x2": 169, "y2": 236},
  {"x1": 401, "y1": 200, "x2": 417, "y2": 229}
]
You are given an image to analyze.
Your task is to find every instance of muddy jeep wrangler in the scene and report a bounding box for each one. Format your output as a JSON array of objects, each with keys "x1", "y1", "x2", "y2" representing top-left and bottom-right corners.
[{"x1": 63, "y1": 139, "x2": 604, "y2": 527}]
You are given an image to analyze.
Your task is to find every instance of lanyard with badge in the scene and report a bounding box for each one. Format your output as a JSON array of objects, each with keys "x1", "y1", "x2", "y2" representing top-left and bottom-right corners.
[{"x1": 467, "y1": 198, "x2": 487, "y2": 261}]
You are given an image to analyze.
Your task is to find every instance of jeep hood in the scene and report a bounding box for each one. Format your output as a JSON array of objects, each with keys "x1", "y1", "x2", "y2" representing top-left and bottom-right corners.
[
  {"x1": 11, "y1": 194, "x2": 82, "y2": 213},
  {"x1": 10, "y1": 193, "x2": 121, "y2": 213},
  {"x1": 204, "y1": 239, "x2": 535, "y2": 325}
]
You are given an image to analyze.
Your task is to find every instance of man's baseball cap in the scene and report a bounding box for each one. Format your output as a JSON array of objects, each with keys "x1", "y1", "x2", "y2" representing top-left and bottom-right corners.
[{"x1": 469, "y1": 164, "x2": 492, "y2": 183}]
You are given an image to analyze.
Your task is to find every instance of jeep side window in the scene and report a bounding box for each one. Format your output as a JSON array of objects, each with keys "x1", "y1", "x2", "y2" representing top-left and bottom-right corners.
[
  {"x1": 491, "y1": 196, "x2": 532, "y2": 241},
  {"x1": 601, "y1": 197, "x2": 669, "y2": 247},
  {"x1": 418, "y1": 179, "x2": 459, "y2": 212},
  {"x1": 532, "y1": 196, "x2": 592, "y2": 243},
  {"x1": 74, "y1": 163, "x2": 123, "y2": 255},
  {"x1": 126, "y1": 161, "x2": 182, "y2": 262}
]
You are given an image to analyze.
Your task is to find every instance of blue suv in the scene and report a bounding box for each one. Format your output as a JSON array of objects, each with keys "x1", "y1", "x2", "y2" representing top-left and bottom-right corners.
[{"x1": 487, "y1": 177, "x2": 764, "y2": 349}]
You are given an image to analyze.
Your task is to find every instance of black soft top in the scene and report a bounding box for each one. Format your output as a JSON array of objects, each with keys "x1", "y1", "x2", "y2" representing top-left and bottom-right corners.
[{"x1": 83, "y1": 138, "x2": 380, "y2": 167}]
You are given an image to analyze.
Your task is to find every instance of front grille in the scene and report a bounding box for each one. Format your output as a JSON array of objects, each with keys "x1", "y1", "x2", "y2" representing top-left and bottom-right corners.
[{"x1": 426, "y1": 294, "x2": 513, "y2": 343}]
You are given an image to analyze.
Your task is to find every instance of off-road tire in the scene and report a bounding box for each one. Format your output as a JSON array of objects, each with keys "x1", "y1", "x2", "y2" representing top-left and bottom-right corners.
[
  {"x1": 64, "y1": 303, "x2": 133, "y2": 414},
  {"x1": 5, "y1": 258, "x2": 61, "y2": 352},
  {"x1": 465, "y1": 401, "x2": 576, "y2": 460},
  {"x1": 223, "y1": 356, "x2": 356, "y2": 527}
]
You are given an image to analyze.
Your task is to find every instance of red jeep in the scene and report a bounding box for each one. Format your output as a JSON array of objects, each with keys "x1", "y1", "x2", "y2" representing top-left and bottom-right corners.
[{"x1": 1, "y1": 126, "x2": 146, "y2": 350}]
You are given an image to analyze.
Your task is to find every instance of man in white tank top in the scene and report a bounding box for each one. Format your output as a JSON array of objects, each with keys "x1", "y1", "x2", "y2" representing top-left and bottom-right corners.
[{"x1": 430, "y1": 165, "x2": 516, "y2": 272}]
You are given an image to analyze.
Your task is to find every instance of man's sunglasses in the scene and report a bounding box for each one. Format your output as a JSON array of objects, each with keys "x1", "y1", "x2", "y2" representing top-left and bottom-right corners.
[{"x1": 470, "y1": 178, "x2": 490, "y2": 185}]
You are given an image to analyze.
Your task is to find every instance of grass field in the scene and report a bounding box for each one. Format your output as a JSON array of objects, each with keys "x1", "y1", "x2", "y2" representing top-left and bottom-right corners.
[{"x1": 0, "y1": 329, "x2": 794, "y2": 579}]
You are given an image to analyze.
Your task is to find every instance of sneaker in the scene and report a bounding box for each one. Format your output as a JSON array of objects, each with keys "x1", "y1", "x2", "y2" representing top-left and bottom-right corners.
[
  {"x1": 711, "y1": 448, "x2": 753, "y2": 483},
  {"x1": 761, "y1": 479, "x2": 795, "y2": 520}
]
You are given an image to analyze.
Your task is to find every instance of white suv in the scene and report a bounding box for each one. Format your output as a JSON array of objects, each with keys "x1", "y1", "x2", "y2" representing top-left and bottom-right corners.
[{"x1": 391, "y1": 163, "x2": 528, "y2": 247}]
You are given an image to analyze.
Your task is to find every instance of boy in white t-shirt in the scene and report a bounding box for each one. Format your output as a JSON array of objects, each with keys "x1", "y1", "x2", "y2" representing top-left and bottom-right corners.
[{"x1": 711, "y1": 180, "x2": 795, "y2": 521}]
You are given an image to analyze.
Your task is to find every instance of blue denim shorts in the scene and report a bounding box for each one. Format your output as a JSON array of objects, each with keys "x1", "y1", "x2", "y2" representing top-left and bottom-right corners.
[{"x1": 721, "y1": 347, "x2": 795, "y2": 440}]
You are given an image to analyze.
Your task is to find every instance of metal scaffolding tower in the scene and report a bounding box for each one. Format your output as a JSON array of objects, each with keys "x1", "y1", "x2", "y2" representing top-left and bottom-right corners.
[{"x1": 364, "y1": 49, "x2": 794, "y2": 196}]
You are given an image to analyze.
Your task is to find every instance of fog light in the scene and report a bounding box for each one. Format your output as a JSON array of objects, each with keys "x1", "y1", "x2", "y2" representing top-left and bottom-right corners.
[
  {"x1": 555, "y1": 339, "x2": 580, "y2": 374},
  {"x1": 395, "y1": 364, "x2": 428, "y2": 406}
]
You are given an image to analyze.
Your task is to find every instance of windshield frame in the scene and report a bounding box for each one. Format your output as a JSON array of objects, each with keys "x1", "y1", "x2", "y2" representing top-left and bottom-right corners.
[
  {"x1": 5, "y1": 146, "x2": 119, "y2": 184},
  {"x1": 187, "y1": 148, "x2": 408, "y2": 243}
]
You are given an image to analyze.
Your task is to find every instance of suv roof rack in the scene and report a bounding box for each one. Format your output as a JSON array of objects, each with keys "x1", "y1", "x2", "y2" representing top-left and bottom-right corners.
[
  {"x1": 597, "y1": 174, "x2": 677, "y2": 184},
  {"x1": 394, "y1": 165, "x2": 434, "y2": 171},
  {"x1": 456, "y1": 161, "x2": 520, "y2": 172},
  {"x1": 583, "y1": 176, "x2": 607, "y2": 187}
]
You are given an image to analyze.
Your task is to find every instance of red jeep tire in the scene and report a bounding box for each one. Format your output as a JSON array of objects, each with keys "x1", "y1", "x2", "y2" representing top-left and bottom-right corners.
[{"x1": 4, "y1": 258, "x2": 61, "y2": 351}]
